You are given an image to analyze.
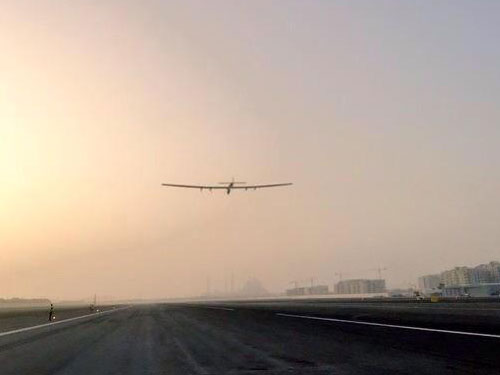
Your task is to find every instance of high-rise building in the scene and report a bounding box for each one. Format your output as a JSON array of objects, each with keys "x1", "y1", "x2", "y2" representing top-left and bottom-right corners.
[
  {"x1": 472, "y1": 264, "x2": 493, "y2": 284},
  {"x1": 485, "y1": 261, "x2": 500, "y2": 283},
  {"x1": 421, "y1": 261, "x2": 500, "y2": 295},
  {"x1": 439, "y1": 262, "x2": 500, "y2": 287},
  {"x1": 440, "y1": 267, "x2": 473, "y2": 286}
]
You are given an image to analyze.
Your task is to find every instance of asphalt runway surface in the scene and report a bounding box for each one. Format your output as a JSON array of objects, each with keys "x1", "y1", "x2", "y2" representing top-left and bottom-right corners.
[{"x1": 1, "y1": 301, "x2": 500, "y2": 374}]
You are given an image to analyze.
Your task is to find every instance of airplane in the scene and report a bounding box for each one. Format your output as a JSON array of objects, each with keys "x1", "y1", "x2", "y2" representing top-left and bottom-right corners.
[{"x1": 161, "y1": 178, "x2": 292, "y2": 195}]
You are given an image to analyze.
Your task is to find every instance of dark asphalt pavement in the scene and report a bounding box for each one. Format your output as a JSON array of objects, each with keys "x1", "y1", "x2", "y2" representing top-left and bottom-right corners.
[{"x1": 1, "y1": 302, "x2": 499, "y2": 374}]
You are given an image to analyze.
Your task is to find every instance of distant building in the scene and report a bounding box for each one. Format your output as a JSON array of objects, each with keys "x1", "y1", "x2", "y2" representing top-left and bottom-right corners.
[
  {"x1": 442, "y1": 283, "x2": 500, "y2": 297},
  {"x1": 286, "y1": 287, "x2": 307, "y2": 296},
  {"x1": 418, "y1": 274, "x2": 441, "y2": 290},
  {"x1": 239, "y1": 278, "x2": 269, "y2": 297},
  {"x1": 473, "y1": 262, "x2": 500, "y2": 284},
  {"x1": 472, "y1": 264, "x2": 492, "y2": 284},
  {"x1": 489, "y1": 262, "x2": 500, "y2": 282},
  {"x1": 417, "y1": 260, "x2": 500, "y2": 297},
  {"x1": 309, "y1": 285, "x2": 329, "y2": 295},
  {"x1": 334, "y1": 279, "x2": 386, "y2": 295},
  {"x1": 440, "y1": 262, "x2": 500, "y2": 287},
  {"x1": 440, "y1": 267, "x2": 473, "y2": 286},
  {"x1": 286, "y1": 285, "x2": 329, "y2": 296}
]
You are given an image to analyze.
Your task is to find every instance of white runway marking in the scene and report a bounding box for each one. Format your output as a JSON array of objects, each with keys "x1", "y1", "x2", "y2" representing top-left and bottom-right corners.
[
  {"x1": 276, "y1": 313, "x2": 500, "y2": 339},
  {"x1": 204, "y1": 306, "x2": 235, "y2": 311},
  {"x1": 0, "y1": 306, "x2": 131, "y2": 338},
  {"x1": 308, "y1": 303, "x2": 500, "y2": 312}
]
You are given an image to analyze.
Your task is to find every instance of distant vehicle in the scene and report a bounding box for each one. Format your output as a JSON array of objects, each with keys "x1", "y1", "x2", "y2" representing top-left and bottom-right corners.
[
  {"x1": 414, "y1": 291, "x2": 424, "y2": 301},
  {"x1": 162, "y1": 177, "x2": 293, "y2": 195}
]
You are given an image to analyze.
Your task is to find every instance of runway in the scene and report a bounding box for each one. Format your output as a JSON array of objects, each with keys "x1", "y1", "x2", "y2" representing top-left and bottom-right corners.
[{"x1": 1, "y1": 301, "x2": 499, "y2": 374}]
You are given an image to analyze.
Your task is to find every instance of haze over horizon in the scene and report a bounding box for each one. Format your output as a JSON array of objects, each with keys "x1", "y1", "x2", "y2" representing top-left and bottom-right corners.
[{"x1": 2, "y1": 0, "x2": 500, "y2": 300}]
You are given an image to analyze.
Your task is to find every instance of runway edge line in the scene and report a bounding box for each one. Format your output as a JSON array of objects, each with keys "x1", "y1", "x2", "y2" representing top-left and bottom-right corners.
[{"x1": 0, "y1": 305, "x2": 132, "y2": 338}]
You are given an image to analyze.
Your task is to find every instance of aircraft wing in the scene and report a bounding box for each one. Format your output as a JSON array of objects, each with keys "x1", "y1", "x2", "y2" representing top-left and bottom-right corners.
[
  {"x1": 161, "y1": 183, "x2": 227, "y2": 189},
  {"x1": 231, "y1": 183, "x2": 293, "y2": 189}
]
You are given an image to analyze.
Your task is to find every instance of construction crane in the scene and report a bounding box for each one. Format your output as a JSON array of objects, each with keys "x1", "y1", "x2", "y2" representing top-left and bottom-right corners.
[
  {"x1": 368, "y1": 266, "x2": 387, "y2": 280},
  {"x1": 334, "y1": 272, "x2": 345, "y2": 281},
  {"x1": 290, "y1": 277, "x2": 317, "y2": 291}
]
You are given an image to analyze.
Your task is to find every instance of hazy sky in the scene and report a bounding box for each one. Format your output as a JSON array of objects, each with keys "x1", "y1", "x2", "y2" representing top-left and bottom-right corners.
[{"x1": 1, "y1": 0, "x2": 500, "y2": 300}]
